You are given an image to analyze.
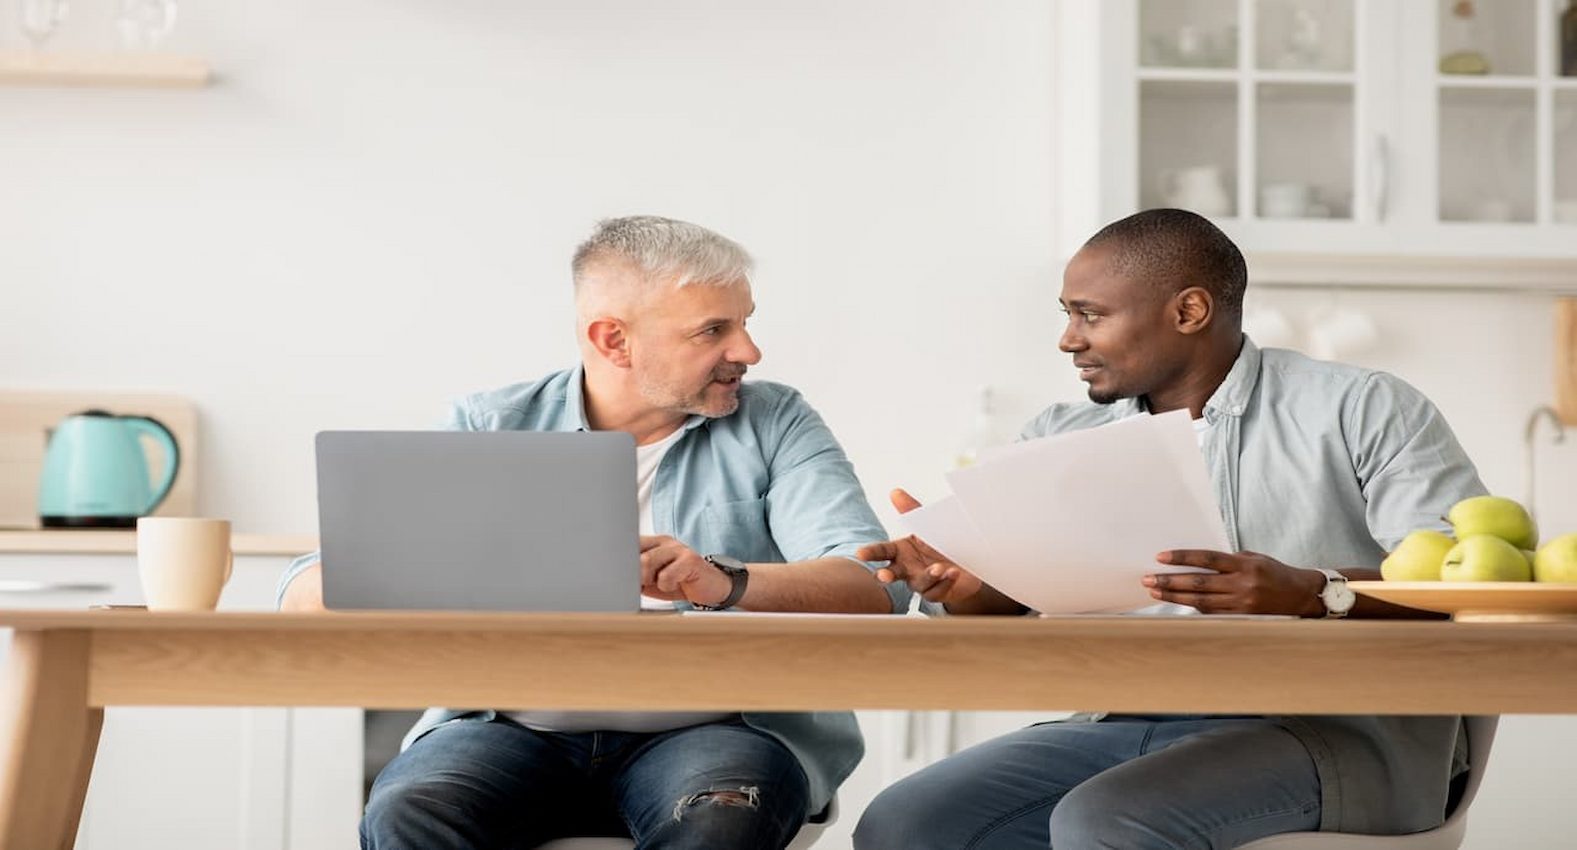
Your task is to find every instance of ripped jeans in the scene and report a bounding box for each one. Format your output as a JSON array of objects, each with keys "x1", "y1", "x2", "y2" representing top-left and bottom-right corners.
[{"x1": 361, "y1": 714, "x2": 810, "y2": 850}]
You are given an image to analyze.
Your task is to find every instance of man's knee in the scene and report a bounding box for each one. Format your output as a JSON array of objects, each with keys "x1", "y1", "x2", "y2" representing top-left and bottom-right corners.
[
  {"x1": 853, "y1": 779, "x2": 949, "y2": 850},
  {"x1": 643, "y1": 783, "x2": 804, "y2": 850},
  {"x1": 669, "y1": 785, "x2": 762, "y2": 823},
  {"x1": 361, "y1": 777, "x2": 475, "y2": 847},
  {"x1": 1048, "y1": 780, "x2": 1173, "y2": 850}
]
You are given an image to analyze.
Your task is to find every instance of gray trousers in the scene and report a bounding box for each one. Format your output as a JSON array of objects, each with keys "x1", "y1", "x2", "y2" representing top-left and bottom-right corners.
[{"x1": 853, "y1": 715, "x2": 1321, "y2": 850}]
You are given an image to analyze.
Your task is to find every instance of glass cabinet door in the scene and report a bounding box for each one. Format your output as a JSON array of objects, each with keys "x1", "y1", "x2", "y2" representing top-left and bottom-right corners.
[
  {"x1": 1557, "y1": 90, "x2": 1577, "y2": 225},
  {"x1": 1254, "y1": 0, "x2": 1357, "y2": 221},
  {"x1": 1133, "y1": 0, "x2": 1361, "y2": 224},
  {"x1": 1432, "y1": 0, "x2": 1576, "y2": 226},
  {"x1": 1434, "y1": 0, "x2": 1539, "y2": 222}
]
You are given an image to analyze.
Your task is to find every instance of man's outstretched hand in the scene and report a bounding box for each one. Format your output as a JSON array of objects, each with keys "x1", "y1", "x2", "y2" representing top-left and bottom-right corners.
[{"x1": 856, "y1": 488, "x2": 986, "y2": 607}]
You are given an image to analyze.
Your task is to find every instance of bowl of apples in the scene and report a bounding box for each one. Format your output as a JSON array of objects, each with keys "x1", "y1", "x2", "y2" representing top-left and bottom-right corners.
[{"x1": 1349, "y1": 495, "x2": 1577, "y2": 622}]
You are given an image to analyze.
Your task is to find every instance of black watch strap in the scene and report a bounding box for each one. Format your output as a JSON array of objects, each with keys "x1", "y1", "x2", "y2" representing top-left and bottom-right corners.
[{"x1": 695, "y1": 555, "x2": 749, "y2": 610}]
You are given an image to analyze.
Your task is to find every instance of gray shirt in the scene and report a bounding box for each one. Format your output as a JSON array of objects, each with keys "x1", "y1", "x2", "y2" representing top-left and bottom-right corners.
[{"x1": 1021, "y1": 336, "x2": 1487, "y2": 834}]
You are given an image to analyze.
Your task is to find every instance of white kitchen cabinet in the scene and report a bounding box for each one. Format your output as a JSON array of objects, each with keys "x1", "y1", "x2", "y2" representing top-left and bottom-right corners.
[
  {"x1": 0, "y1": 551, "x2": 361, "y2": 850},
  {"x1": 1081, "y1": 0, "x2": 1577, "y2": 261}
]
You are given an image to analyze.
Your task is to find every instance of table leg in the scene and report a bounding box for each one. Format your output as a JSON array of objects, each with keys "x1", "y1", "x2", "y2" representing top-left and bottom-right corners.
[{"x1": 0, "y1": 630, "x2": 99, "y2": 850}]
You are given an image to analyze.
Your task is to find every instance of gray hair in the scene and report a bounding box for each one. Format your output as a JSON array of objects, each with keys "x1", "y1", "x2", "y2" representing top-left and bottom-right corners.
[{"x1": 572, "y1": 215, "x2": 753, "y2": 292}]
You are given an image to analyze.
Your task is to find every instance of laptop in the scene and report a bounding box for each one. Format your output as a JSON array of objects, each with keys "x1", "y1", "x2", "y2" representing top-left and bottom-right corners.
[{"x1": 315, "y1": 430, "x2": 640, "y2": 612}]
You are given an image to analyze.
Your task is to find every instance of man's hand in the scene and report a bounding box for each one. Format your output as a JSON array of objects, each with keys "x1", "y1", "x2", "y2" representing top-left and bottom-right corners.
[
  {"x1": 640, "y1": 535, "x2": 733, "y2": 606},
  {"x1": 280, "y1": 562, "x2": 326, "y2": 612},
  {"x1": 1145, "y1": 550, "x2": 1325, "y2": 616},
  {"x1": 855, "y1": 488, "x2": 985, "y2": 607}
]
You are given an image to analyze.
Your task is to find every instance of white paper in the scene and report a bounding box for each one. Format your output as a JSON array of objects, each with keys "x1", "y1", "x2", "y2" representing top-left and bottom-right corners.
[
  {"x1": 926, "y1": 409, "x2": 1229, "y2": 615},
  {"x1": 889, "y1": 495, "x2": 994, "y2": 573}
]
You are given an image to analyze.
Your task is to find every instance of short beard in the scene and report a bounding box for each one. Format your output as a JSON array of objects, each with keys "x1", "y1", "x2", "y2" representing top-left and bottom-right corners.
[
  {"x1": 1086, "y1": 388, "x2": 1122, "y2": 405},
  {"x1": 637, "y1": 367, "x2": 746, "y2": 418}
]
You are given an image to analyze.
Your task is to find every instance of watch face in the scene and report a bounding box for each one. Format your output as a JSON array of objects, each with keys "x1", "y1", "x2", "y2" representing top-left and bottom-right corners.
[{"x1": 1323, "y1": 580, "x2": 1356, "y2": 613}]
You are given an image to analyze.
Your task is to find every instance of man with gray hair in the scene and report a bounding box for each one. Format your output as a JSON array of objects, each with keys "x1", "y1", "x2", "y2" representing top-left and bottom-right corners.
[{"x1": 278, "y1": 215, "x2": 906, "y2": 849}]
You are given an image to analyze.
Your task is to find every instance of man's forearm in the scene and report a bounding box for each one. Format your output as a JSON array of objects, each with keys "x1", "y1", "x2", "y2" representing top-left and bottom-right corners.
[
  {"x1": 280, "y1": 562, "x2": 326, "y2": 612},
  {"x1": 738, "y1": 557, "x2": 895, "y2": 613}
]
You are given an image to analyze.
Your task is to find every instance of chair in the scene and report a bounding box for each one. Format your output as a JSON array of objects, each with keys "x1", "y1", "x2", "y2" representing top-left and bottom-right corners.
[
  {"x1": 1237, "y1": 716, "x2": 1499, "y2": 849},
  {"x1": 536, "y1": 795, "x2": 837, "y2": 850}
]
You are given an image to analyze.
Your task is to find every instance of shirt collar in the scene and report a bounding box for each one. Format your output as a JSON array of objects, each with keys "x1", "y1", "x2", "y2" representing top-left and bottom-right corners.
[
  {"x1": 1201, "y1": 334, "x2": 1261, "y2": 420},
  {"x1": 562, "y1": 364, "x2": 593, "y2": 432}
]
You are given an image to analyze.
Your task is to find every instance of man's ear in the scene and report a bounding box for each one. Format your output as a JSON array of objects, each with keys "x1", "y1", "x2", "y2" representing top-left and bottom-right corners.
[
  {"x1": 585, "y1": 317, "x2": 633, "y2": 368},
  {"x1": 1173, "y1": 287, "x2": 1214, "y2": 335}
]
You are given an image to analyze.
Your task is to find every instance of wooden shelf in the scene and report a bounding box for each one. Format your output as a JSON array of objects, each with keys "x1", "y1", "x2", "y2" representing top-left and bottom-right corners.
[
  {"x1": 1246, "y1": 252, "x2": 1577, "y2": 293},
  {"x1": 0, "y1": 531, "x2": 315, "y2": 557},
  {"x1": 0, "y1": 50, "x2": 210, "y2": 88}
]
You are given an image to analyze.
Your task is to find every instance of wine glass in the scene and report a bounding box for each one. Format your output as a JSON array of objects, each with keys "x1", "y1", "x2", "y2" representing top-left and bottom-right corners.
[
  {"x1": 117, "y1": 0, "x2": 179, "y2": 50},
  {"x1": 18, "y1": 0, "x2": 69, "y2": 51}
]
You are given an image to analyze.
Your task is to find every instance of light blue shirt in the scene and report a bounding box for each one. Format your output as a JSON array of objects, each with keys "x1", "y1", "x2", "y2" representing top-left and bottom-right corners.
[
  {"x1": 1021, "y1": 336, "x2": 1487, "y2": 834},
  {"x1": 278, "y1": 366, "x2": 906, "y2": 816}
]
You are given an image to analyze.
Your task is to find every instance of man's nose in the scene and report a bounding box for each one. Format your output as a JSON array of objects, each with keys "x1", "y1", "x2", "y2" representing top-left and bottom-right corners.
[
  {"x1": 731, "y1": 328, "x2": 763, "y2": 365},
  {"x1": 1058, "y1": 323, "x2": 1084, "y2": 354}
]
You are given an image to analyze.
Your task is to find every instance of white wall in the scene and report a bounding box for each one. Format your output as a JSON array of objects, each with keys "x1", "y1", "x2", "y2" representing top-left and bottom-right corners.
[
  {"x1": 3, "y1": 1, "x2": 1575, "y2": 847},
  {"x1": 1, "y1": 0, "x2": 1063, "y2": 536}
]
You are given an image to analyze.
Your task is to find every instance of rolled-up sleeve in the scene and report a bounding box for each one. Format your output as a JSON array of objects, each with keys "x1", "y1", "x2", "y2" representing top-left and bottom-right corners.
[
  {"x1": 1347, "y1": 373, "x2": 1488, "y2": 551},
  {"x1": 761, "y1": 389, "x2": 911, "y2": 613}
]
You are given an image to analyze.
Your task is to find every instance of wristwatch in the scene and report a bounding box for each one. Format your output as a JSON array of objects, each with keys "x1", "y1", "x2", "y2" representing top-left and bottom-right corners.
[
  {"x1": 1317, "y1": 568, "x2": 1355, "y2": 618},
  {"x1": 694, "y1": 554, "x2": 750, "y2": 611}
]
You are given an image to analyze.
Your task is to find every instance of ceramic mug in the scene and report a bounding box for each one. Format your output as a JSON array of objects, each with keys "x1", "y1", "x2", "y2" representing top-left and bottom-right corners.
[
  {"x1": 1260, "y1": 183, "x2": 1312, "y2": 218},
  {"x1": 1161, "y1": 166, "x2": 1232, "y2": 216},
  {"x1": 137, "y1": 517, "x2": 233, "y2": 611}
]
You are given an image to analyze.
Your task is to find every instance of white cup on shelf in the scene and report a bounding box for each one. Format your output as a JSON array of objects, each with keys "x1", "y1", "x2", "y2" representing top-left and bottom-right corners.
[{"x1": 1260, "y1": 183, "x2": 1312, "y2": 218}]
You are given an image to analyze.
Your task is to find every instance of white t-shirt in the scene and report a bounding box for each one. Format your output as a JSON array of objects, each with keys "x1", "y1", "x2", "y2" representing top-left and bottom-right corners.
[
  {"x1": 508, "y1": 426, "x2": 735, "y2": 733},
  {"x1": 636, "y1": 427, "x2": 686, "y2": 610}
]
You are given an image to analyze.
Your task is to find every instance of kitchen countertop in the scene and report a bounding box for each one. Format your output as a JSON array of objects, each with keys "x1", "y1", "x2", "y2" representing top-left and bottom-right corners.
[{"x1": 0, "y1": 530, "x2": 316, "y2": 556}]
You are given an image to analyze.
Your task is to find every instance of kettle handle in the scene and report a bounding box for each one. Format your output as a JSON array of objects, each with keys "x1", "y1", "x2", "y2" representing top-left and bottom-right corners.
[{"x1": 124, "y1": 416, "x2": 181, "y2": 515}]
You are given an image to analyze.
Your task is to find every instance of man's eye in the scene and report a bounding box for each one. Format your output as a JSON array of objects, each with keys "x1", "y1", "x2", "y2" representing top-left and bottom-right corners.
[
  {"x1": 700, "y1": 326, "x2": 722, "y2": 336},
  {"x1": 1081, "y1": 312, "x2": 1100, "y2": 323}
]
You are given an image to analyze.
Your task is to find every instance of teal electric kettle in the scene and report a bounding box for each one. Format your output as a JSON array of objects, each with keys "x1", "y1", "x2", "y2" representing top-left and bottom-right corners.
[{"x1": 37, "y1": 410, "x2": 181, "y2": 528}]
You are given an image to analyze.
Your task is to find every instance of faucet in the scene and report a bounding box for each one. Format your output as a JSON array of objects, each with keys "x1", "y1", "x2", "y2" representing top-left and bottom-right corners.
[{"x1": 1524, "y1": 406, "x2": 1568, "y2": 524}]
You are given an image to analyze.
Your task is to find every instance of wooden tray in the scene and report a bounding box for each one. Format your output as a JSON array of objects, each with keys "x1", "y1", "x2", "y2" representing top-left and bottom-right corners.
[{"x1": 1348, "y1": 581, "x2": 1577, "y2": 622}]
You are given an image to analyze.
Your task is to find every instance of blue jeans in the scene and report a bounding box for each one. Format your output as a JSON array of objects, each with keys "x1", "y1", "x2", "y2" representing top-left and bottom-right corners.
[
  {"x1": 853, "y1": 715, "x2": 1321, "y2": 850},
  {"x1": 361, "y1": 714, "x2": 811, "y2": 850}
]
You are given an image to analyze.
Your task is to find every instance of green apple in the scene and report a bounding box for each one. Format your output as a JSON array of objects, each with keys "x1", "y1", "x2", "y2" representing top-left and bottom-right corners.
[
  {"x1": 1441, "y1": 535, "x2": 1534, "y2": 582},
  {"x1": 1381, "y1": 530, "x2": 1455, "y2": 581},
  {"x1": 1533, "y1": 533, "x2": 1577, "y2": 583},
  {"x1": 1447, "y1": 495, "x2": 1539, "y2": 551}
]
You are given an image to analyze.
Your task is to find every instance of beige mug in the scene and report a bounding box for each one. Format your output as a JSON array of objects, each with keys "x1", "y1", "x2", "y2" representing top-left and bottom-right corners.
[{"x1": 137, "y1": 517, "x2": 233, "y2": 611}]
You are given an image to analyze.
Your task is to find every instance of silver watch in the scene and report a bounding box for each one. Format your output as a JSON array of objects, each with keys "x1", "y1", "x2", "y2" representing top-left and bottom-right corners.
[{"x1": 1317, "y1": 568, "x2": 1355, "y2": 618}]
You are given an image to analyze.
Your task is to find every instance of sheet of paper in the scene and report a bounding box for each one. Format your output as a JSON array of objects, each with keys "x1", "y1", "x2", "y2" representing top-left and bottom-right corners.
[
  {"x1": 892, "y1": 494, "x2": 995, "y2": 574},
  {"x1": 943, "y1": 409, "x2": 1230, "y2": 614}
]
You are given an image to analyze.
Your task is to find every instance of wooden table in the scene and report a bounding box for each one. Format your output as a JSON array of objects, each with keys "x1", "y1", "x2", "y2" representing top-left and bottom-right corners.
[{"x1": 5, "y1": 610, "x2": 1577, "y2": 849}]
